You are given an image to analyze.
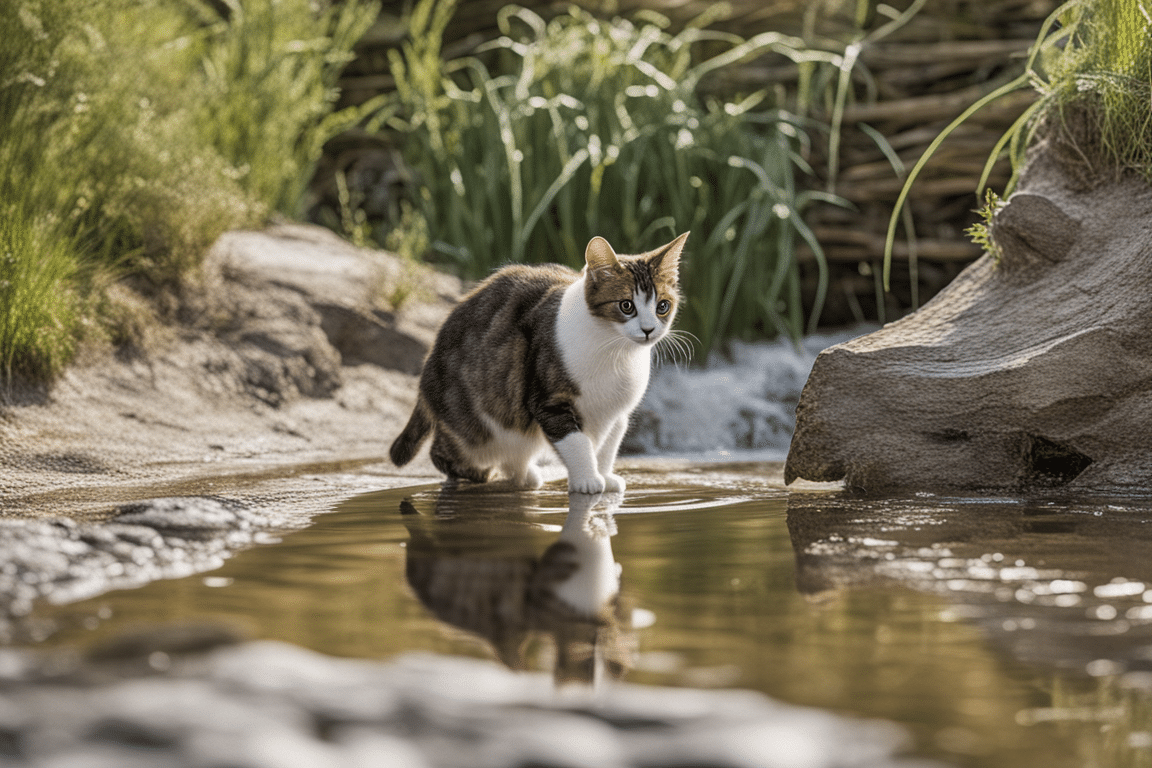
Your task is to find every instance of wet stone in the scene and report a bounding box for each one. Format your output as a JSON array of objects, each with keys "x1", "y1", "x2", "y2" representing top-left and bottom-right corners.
[
  {"x1": 0, "y1": 641, "x2": 930, "y2": 768},
  {"x1": 0, "y1": 498, "x2": 277, "y2": 641}
]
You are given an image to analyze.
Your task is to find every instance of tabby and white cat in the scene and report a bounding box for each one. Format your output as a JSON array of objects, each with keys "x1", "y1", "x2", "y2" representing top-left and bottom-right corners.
[{"x1": 390, "y1": 232, "x2": 688, "y2": 494}]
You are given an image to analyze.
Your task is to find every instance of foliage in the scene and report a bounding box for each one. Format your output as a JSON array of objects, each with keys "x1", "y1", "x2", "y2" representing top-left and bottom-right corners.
[
  {"x1": 964, "y1": 189, "x2": 1004, "y2": 263},
  {"x1": 383, "y1": 0, "x2": 844, "y2": 353},
  {"x1": 885, "y1": 0, "x2": 1152, "y2": 285},
  {"x1": 0, "y1": 0, "x2": 372, "y2": 384},
  {"x1": 187, "y1": 0, "x2": 381, "y2": 216},
  {"x1": 0, "y1": 213, "x2": 79, "y2": 384},
  {"x1": 1037, "y1": 0, "x2": 1152, "y2": 179}
]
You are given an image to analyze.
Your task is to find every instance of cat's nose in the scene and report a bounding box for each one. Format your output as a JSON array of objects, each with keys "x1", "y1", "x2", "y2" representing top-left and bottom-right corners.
[{"x1": 642, "y1": 326, "x2": 655, "y2": 339}]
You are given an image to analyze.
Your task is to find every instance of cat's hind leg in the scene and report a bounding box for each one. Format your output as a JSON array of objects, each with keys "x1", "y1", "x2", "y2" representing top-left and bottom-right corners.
[
  {"x1": 430, "y1": 428, "x2": 490, "y2": 484},
  {"x1": 497, "y1": 432, "x2": 547, "y2": 489},
  {"x1": 502, "y1": 460, "x2": 543, "y2": 490}
]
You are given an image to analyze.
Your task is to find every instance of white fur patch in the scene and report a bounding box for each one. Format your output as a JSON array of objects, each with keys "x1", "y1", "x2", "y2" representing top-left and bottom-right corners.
[
  {"x1": 552, "y1": 499, "x2": 619, "y2": 615},
  {"x1": 466, "y1": 415, "x2": 548, "y2": 488},
  {"x1": 556, "y1": 278, "x2": 652, "y2": 435},
  {"x1": 554, "y1": 278, "x2": 655, "y2": 492}
]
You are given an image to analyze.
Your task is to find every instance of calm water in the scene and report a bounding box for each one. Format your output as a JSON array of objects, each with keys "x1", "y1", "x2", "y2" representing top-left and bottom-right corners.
[{"x1": 24, "y1": 460, "x2": 1152, "y2": 767}]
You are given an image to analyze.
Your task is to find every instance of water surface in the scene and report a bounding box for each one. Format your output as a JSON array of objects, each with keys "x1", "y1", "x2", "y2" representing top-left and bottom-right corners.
[{"x1": 25, "y1": 461, "x2": 1152, "y2": 767}]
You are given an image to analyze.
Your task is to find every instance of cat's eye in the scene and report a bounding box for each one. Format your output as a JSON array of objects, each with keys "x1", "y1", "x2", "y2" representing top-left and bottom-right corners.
[
  {"x1": 656, "y1": 299, "x2": 672, "y2": 315},
  {"x1": 619, "y1": 299, "x2": 635, "y2": 315}
]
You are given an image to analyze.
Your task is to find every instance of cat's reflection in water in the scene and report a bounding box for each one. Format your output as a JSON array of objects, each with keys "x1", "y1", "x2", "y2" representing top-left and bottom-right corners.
[{"x1": 401, "y1": 490, "x2": 634, "y2": 685}]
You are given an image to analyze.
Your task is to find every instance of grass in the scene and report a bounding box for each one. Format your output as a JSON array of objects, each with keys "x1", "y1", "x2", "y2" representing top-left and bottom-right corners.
[
  {"x1": 1037, "y1": 0, "x2": 1152, "y2": 178},
  {"x1": 0, "y1": 213, "x2": 79, "y2": 384},
  {"x1": 382, "y1": 0, "x2": 846, "y2": 354},
  {"x1": 188, "y1": 0, "x2": 382, "y2": 215},
  {"x1": 886, "y1": 0, "x2": 1152, "y2": 283},
  {"x1": 0, "y1": 0, "x2": 374, "y2": 386}
]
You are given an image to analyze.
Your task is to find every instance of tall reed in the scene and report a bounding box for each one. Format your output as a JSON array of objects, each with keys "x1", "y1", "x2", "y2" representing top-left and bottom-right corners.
[
  {"x1": 189, "y1": 0, "x2": 380, "y2": 216},
  {"x1": 384, "y1": 1, "x2": 840, "y2": 354}
]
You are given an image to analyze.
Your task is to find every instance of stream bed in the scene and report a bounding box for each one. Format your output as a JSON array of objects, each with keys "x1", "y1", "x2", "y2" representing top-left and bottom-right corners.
[{"x1": 15, "y1": 459, "x2": 1152, "y2": 767}]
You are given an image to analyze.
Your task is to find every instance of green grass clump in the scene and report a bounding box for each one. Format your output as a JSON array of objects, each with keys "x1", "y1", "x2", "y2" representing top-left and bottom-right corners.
[
  {"x1": 0, "y1": 0, "x2": 373, "y2": 385},
  {"x1": 188, "y1": 0, "x2": 381, "y2": 216},
  {"x1": 0, "y1": 214, "x2": 79, "y2": 384},
  {"x1": 384, "y1": 0, "x2": 839, "y2": 353},
  {"x1": 1036, "y1": 0, "x2": 1152, "y2": 179}
]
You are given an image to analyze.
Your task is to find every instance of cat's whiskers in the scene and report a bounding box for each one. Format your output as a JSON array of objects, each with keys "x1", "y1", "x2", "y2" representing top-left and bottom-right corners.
[{"x1": 654, "y1": 329, "x2": 696, "y2": 369}]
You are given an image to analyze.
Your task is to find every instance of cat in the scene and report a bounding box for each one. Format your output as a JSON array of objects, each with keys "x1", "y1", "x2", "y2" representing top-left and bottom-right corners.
[{"x1": 389, "y1": 232, "x2": 688, "y2": 494}]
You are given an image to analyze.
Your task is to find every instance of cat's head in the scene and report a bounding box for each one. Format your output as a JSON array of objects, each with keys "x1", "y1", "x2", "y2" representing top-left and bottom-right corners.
[{"x1": 582, "y1": 232, "x2": 687, "y2": 347}]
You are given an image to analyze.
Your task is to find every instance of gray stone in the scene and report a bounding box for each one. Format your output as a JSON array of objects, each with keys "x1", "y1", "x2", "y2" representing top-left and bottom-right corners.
[
  {"x1": 200, "y1": 223, "x2": 459, "y2": 381},
  {"x1": 0, "y1": 498, "x2": 276, "y2": 640},
  {"x1": 0, "y1": 641, "x2": 934, "y2": 768},
  {"x1": 785, "y1": 149, "x2": 1152, "y2": 492}
]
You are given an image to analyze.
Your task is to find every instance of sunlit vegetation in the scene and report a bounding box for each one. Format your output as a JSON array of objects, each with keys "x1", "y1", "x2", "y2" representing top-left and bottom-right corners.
[
  {"x1": 0, "y1": 0, "x2": 373, "y2": 385},
  {"x1": 894, "y1": 0, "x2": 1152, "y2": 276},
  {"x1": 380, "y1": 0, "x2": 852, "y2": 354}
]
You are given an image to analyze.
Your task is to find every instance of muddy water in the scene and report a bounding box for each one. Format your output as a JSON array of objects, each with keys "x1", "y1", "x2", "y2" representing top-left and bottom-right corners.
[{"x1": 23, "y1": 460, "x2": 1152, "y2": 767}]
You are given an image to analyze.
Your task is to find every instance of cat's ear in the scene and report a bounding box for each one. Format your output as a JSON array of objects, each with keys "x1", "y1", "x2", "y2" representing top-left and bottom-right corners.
[
  {"x1": 647, "y1": 232, "x2": 689, "y2": 278},
  {"x1": 584, "y1": 236, "x2": 620, "y2": 277}
]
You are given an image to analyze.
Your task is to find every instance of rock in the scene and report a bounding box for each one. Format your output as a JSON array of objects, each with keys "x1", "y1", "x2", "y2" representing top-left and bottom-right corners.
[
  {"x1": 0, "y1": 497, "x2": 278, "y2": 640},
  {"x1": 0, "y1": 640, "x2": 928, "y2": 768},
  {"x1": 785, "y1": 150, "x2": 1152, "y2": 492},
  {"x1": 200, "y1": 223, "x2": 459, "y2": 380}
]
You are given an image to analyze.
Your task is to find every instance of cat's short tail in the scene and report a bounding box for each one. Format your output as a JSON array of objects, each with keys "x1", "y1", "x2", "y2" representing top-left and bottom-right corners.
[{"x1": 390, "y1": 396, "x2": 433, "y2": 466}]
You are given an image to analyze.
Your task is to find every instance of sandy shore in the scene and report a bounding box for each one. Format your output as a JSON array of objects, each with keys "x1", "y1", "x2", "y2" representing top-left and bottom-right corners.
[{"x1": 0, "y1": 224, "x2": 449, "y2": 525}]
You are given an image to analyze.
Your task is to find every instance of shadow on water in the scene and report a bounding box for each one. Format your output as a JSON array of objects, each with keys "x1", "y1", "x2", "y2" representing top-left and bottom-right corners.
[{"x1": 18, "y1": 463, "x2": 1152, "y2": 766}]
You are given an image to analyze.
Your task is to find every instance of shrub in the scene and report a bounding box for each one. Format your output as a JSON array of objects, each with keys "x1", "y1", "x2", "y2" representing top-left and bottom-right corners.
[
  {"x1": 187, "y1": 0, "x2": 381, "y2": 216},
  {"x1": 888, "y1": 0, "x2": 1152, "y2": 278},
  {"x1": 0, "y1": 213, "x2": 79, "y2": 384},
  {"x1": 0, "y1": 0, "x2": 373, "y2": 384}
]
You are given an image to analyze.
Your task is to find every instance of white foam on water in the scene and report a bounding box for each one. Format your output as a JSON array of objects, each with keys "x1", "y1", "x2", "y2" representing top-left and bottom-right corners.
[{"x1": 625, "y1": 327, "x2": 874, "y2": 457}]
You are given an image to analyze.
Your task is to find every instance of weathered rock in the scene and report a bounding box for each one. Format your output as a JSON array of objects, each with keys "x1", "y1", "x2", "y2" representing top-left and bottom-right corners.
[
  {"x1": 201, "y1": 223, "x2": 459, "y2": 378},
  {"x1": 785, "y1": 150, "x2": 1152, "y2": 492}
]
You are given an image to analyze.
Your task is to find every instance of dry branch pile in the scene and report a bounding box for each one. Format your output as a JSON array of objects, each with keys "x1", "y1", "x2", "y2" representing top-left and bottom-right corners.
[{"x1": 794, "y1": 0, "x2": 1059, "y2": 323}]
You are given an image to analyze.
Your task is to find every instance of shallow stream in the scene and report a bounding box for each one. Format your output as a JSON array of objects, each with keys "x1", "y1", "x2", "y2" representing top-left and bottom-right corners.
[{"x1": 21, "y1": 460, "x2": 1152, "y2": 767}]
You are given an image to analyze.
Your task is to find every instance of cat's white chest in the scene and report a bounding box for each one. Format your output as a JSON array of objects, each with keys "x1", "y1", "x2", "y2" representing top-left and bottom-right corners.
[{"x1": 556, "y1": 279, "x2": 650, "y2": 437}]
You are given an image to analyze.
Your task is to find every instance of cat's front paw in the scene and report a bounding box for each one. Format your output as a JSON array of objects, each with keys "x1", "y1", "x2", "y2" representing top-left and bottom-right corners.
[
  {"x1": 602, "y1": 473, "x2": 626, "y2": 493},
  {"x1": 568, "y1": 472, "x2": 606, "y2": 495}
]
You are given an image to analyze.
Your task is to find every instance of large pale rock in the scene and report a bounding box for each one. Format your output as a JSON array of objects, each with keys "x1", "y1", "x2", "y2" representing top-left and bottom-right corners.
[
  {"x1": 785, "y1": 152, "x2": 1152, "y2": 492},
  {"x1": 198, "y1": 223, "x2": 459, "y2": 383}
]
